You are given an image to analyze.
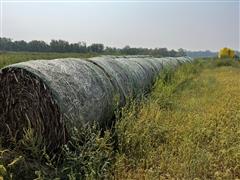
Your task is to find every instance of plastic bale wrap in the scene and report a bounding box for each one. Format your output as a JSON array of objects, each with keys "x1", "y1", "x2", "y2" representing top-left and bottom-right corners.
[
  {"x1": 0, "y1": 56, "x2": 191, "y2": 149},
  {"x1": 175, "y1": 57, "x2": 192, "y2": 64},
  {"x1": 0, "y1": 58, "x2": 118, "y2": 150},
  {"x1": 89, "y1": 57, "x2": 137, "y2": 106},
  {"x1": 162, "y1": 57, "x2": 179, "y2": 68},
  {"x1": 114, "y1": 57, "x2": 154, "y2": 96},
  {"x1": 89, "y1": 56, "x2": 163, "y2": 105},
  {"x1": 126, "y1": 57, "x2": 161, "y2": 82}
]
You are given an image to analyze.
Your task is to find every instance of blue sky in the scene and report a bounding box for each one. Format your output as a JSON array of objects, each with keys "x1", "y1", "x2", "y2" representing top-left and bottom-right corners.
[{"x1": 1, "y1": 1, "x2": 239, "y2": 51}]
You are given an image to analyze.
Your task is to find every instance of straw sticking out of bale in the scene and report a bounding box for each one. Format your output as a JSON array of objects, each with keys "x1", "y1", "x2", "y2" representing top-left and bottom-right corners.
[{"x1": 0, "y1": 68, "x2": 67, "y2": 150}]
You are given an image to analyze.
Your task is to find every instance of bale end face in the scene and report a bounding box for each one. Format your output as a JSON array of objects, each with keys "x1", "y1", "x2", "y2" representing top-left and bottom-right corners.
[{"x1": 0, "y1": 68, "x2": 67, "y2": 151}]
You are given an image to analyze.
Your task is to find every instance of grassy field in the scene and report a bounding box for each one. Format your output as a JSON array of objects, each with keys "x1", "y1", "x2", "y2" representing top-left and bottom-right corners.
[
  {"x1": 114, "y1": 59, "x2": 240, "y2": 179},
  {"x1": 0, "y1": 53, "x2": 240, "y2": 179},
  {"x1": 0, "y1": 51, "x2": 98, "y2": 68}
]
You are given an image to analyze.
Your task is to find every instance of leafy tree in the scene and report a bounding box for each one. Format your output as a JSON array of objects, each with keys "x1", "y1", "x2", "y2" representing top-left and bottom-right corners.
[
  {"x1": 168, "y1": 49, "x2": 177, "y2": 57},
  {"x1": 157, "y1": 48, "x2": 169, "y2": 57},
  {"x1": 13, "y1": 40, "x2": 28, "y2": 51},
  {"x1": 78, "y1": 41, "x2": 87, "y2": 53},
  {"x1": 27, "y1": 40, "x2": 49, "y2": 52},
  {"x1": 50, "y1": 40, "x2": 70, "y2": 52},
  {"x1": 0, "y1": 37, "x2": 13, "y2": 51},
  {"x1": 0, "y1": 37, "x2": 188, "y2": 57},
  {"x1": 88, "y1": 43, "x2": 104, "y2": 53},
  {"x1": 177, "y1": 48, "x2": 186, "y2": 56},
  {"x1": 105, "y1": 47, "x2": 120, "y2": 54},
  {"x1": 69, "y1": 43, "x2": 80, "y2": 52}
]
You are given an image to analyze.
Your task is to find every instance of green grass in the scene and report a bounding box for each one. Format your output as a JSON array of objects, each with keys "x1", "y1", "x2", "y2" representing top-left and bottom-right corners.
[
  {"x1": 0, "y1": 56, "x2": 240, "y2": 179},
  {"x1": 0, "y1": 51, "x2": 98, "y2": 69},
  {"x1": 114, "y1": 59, "x2": 240, "y2": 179}
]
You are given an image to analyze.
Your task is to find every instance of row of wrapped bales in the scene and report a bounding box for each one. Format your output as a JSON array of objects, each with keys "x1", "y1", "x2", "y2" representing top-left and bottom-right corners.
[{"x1": 0, "y1": 56, "x2": 191, "y2": 150}]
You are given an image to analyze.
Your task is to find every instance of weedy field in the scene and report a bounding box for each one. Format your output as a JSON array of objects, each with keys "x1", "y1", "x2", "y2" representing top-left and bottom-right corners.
[{"x1": 0, "y1": 53, "x2": 240, "y2": 179}]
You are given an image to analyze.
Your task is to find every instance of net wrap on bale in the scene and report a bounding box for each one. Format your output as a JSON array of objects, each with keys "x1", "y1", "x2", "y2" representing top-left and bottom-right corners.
[{"x1": 0, "y1": 56, "x2": 192, "y2": 150}]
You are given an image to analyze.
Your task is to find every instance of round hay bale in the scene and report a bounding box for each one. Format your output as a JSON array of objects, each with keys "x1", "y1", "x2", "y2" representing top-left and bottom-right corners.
[
  {"x1": 0, "y1": 58, "x2": 118, "y2": 150},
  {"x1": 0, "y1": 56, "x2": 192, "y2": 150}
]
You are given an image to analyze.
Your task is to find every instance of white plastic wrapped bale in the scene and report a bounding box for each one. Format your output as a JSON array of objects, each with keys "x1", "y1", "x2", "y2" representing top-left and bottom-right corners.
[
  {"x1": 0, "y1": 58, "x2": 118, "y2": 150},
  {"x1": 0, "y1": 56, "x2": 191, "y2": 150}
]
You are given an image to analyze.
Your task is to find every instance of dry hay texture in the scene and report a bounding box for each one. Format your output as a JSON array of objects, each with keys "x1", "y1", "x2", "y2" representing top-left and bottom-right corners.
[{"x1": 0, "y1": 56, "x2": 192, "y2": 150}]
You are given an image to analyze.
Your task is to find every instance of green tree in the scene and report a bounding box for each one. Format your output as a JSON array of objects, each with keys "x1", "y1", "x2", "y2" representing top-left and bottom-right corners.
[
  {"x1": 0, "y1": 37, "x2": 13, "y2": 51},
  {"x1": 50, "y1": 40, "x2": 70, "y2": 52},
  {"x1": 28, "y1": 40, "x2": 49, "y2": 52},
  {"x1": 177, "y1": 48, "x2": 186, "y2": 57},
  {"x1": 13, "y1": 40, "x2": 28, "y2": 51},
  {"x1": 88, "y1": 43, "x2": 104, "y2": 53}
]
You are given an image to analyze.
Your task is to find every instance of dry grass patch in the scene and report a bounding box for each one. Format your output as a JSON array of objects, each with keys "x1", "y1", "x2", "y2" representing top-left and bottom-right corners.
[{"x1": 114, "y1": 60, "x2": 240, "y2": 179}]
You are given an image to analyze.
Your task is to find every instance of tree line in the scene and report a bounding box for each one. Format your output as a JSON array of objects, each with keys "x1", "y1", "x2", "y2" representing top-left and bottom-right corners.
[{"x1": 0, "y1": 37, "x2": 186, "y2": 57}]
